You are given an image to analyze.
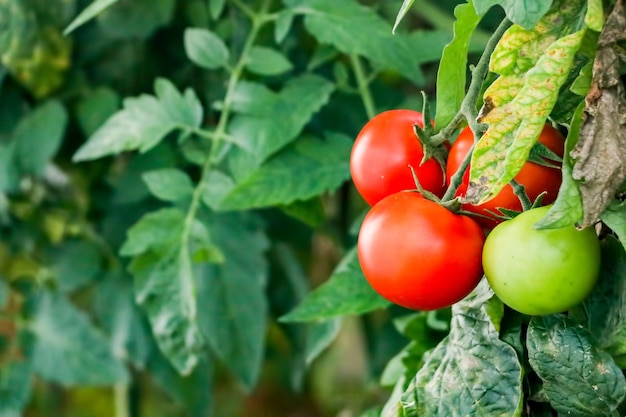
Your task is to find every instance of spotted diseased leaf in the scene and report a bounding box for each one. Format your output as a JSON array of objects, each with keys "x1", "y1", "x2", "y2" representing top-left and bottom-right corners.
[
  {"x1": 467, "y1": 30, "x2": 585, "y2": 205},
  {"x1": 399, "y1": 281, "x2": 523, "y2": 417},
  {"x1": 527, "y1": 314, "x2": 626, "y2": 417},
  {"x1": 571, "y1": 0, "x2": 626, "y2": 227}
]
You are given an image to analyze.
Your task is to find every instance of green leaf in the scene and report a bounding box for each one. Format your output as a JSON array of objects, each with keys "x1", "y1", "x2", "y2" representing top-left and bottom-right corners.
[
  {"x1": 148, "y1": 352, "x2": 213, "y2": 416},
  {"x1": 13, "y1": 100, "x2": 67, "y2": 176},
  {"x1": 474, "y1": 0, "x2": 553, "y2": 30},
  {"x1": 400, "y1": 280, "x2": 523, "y2": 417},
  {"x1": 275, "y1": 10, "x2": 295, "y2": 44},
  {"x1": 219, "y1": 133, "x2": 351, "y2": 210},
  {"x1": 468, "y1": 29, "x2": 585, "y2": 205},
  {"x1": 246, "y1": 46, "x2": 293, "y2": 76},
  {"x1": 94, "y1": 270, "x2": 152, "y2": 368},
  {"x1": 76, "y1": 87, "x2": 120, "y2": 137},
  {"x1": 73, "y1": 78, "x2": 202, "y2": 161},
  {"x1": 97, "y1": 0, "x2": 175, "y2": 40},
  {"x1": 527, "y1": 314, "x2": 626, "y2": 416},
  {"x1": 0, "y1": 356, "x2": 33, "y2": 417},
  {"x1": 196, "y1": 212, "x2": 269, "y2": 389},
  {"x1": 280, "y1": 197, "x2": 326, "y2": 227},
  {"x1": 534, "y1": 103, "x2": 584, "y2": 229},
  {"x1": 227, "y1": 74, "x2": 335, "y2": 179},
  {"x1": 602, "y1": 201, "x2": 626, "y2": 252},
  {"x1": 280, "y1": 247, "x2": 390, "y2": 322},
  {"x1": 585, "y1": 0, "x2": 604, "y2": 32},
  {"x1": 285, "y1": 0, "x2": 448, "y2": 86},
  {"x1": 46, "y1": 239, "x2": 102, "y2": 293},
  {"x1": 392, "y1": 0, "x2": 415, "y2": 33},
  {"x1": 31, "y1": 291, "x2": 129, "y2": 386},
  {"x1": 143, "y1": 168, "x2": 194, "y2": 202},
  {"x1": 569, "y1": 237, "x2": 626, "y2": 367},
  {"x1": 64, "y1": 0, "x2": 120, "y2": 35},
  {"x1": 184, "y1": 28, "x2": 230, "y2": 70},
  {"x1": 305, "y1": 319, "x2": 341, "y2": 365},
  {"x1": 435, "y1": 2, "x2": 484, "y2": 129}
]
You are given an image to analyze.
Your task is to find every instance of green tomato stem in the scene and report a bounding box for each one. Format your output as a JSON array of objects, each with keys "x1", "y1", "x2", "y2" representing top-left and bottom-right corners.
[
  {"x1": 350, "y1": 54, "x2": 377, "y2": 120},
  {"x1": 441, "y1": 142, "x2": 474, "y2": 202},
  {"x1": 510, "y1": 179, "x2": 532, "y2": 211}
]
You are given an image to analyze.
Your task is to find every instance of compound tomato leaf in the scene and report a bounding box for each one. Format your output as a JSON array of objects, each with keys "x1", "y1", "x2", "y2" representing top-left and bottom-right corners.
[
  {"x1": 184, "y1": 28, "x2": 229, "y2": 70},
  {"x1": 73, "y1": 79, "x2": 203, "y2": 162},
  {"x1": 527, "y1": 314, "x2": 626, "y2": 417},
  {"x1": 279, "y1": 247, "x2": 390, "y2": 323},
  {"x1": 219, "y1": 133, "x2": 351, "y2": 211},
  {"x1": 474, "y1": 0, "x2": 553, "y2": 30},
  {"x1": 435, "y1": 1, "x2": 484, "y2": 129},
  {"x1": 399, "y1": 280, "x2": 523, "y2": 417},
  {"x1": 467, "y1": 30, "x2": 584, "y2": 205},
  {"x1": 195, "y1": 212, "x2": 269, "y2": 390},
  {"x1": 534, "y1": 103, "x2": 584, "y2": 229},
  {"x1": 31, "y1": 291, "x2": 129, "y2": 385}
]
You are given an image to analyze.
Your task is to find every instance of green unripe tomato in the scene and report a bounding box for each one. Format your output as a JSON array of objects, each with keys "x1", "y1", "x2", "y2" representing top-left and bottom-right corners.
[{"x1": 482, "y1": 205, "x2": 601, "y2": 315}]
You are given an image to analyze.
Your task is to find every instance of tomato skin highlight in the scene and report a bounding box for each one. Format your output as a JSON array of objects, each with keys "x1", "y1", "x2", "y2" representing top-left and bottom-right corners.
[
  {"x1": 446, "y1": 124, "x2": 564, "y2": 228},
  {"x1": 482, "y1": 206, "x2": 601, "y2": 316},
  {"x1": 350, "y1": 110, "x2": 446, "y2": 206},
  {"x1": 357, "y1": 192, "x2": 485, "y2": 311}
]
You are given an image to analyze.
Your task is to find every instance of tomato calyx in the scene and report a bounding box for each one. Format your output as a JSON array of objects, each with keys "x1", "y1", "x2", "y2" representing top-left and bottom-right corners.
[
  {"x1": 412, "y1": 93, "x2": 449, "y2": 174},
  {"x1": 409, "y1": 165, "x2": 463, "y2": 213}
]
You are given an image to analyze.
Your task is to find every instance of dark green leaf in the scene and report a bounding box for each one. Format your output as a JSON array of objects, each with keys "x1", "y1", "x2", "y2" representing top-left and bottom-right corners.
[
  {"x1": 219, "y1": 133, "x2": 351, "y2": 210},
  {"x1": 143, "y1": 168, "x2": 194, "y2": 202},
  {"x1": 474, "y1": 0, "x2": 553, "y2": 30},
  {"x1": 400, "y1": 280, "x2": 523, "y2": 417},
  {"x1": 184, "y1": 28, "x2": 230, "y2": 70},
  {"x1": 46, "y1": 239, "x2": 102, "y2": 293},
  {"x1": 307, "y1": 45, "x2": 339, "y2": 70},
  {"x1": 97, "y1": 0, "x2": 175, "y2": 40},
  {"x1": 246, "y1": 46, "x2": 293, "y2": 76},
  {"x1": 64, "y1": 0, "x2": 119, "y2": 35},
  {"x1": 279, "y1": 197, "x2": 326, "y2": 227},
  {"x1": 31, "y1": 291, "x2": 129, "y2": 386},
  {"x1": 305, "y1": 319, "x2": 341, "y2": 365},
  {"x1": 14, "y1": 100, "x2": 67, "y2": 176},
  {"x1": 196, "y1": 212, "x2": 269, "y2": 389},
  {"x1": 527, "y1": 314, "x2": 626, "y2": 416},
  {"x1": 76, "y1": 87, "x2": 120, "y2": 137},
  {"x1": 280, "y1": 247, "x2": 390, "y2": 322},
  {"x1": 208, "y1": 0, "x2": 225, "y2": 19},
  {"x1": 73, "y1": 79, "x2": 202, "y2": 161},
  {"x1": 0, "y1": 356, "x2": 33, "y2": 417},
  {"x1": 435, "y1": 2, "x2": 484, "y2": 129},
  {"x1": 569, "y1": 237, "x2": 626, "y2": 367}
]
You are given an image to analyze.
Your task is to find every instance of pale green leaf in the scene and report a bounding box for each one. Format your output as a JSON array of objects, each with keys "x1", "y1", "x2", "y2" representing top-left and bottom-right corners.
[
  {"x1": 64, "y1": 0, "x2": 119, "y2": 35},
  {"x1": 31, "y1": 291, "x2": 129, "y2": 386},
  {"x1": 184, "y1": 28, "x2": 230, "y2": 70},
  {"x1": 585, "y1": 0, "x2": 604, "y2": 32},
  {"x1": 246, "y1": 46, "x2": 293, "y2": 76},
  {"x1": 143, "y1": 168, "x2": 194, "y2": 202},
  {"x1": 392, "y1": 0, "x2": 415, "y2": 33},
  {"x1": 275, "y1": 10, "x2": 295, "y2": 44}
]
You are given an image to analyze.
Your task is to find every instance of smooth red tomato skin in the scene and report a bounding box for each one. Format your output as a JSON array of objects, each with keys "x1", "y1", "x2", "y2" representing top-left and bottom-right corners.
[
  {"x1": 446, "y1": 124, "x2": 564, "y2": 229},
  {"x1": 350, "y1": 110, "x2": 446, "y2": 206},
  {"x1": 357, "y1": 192, "x2": 485, "y2": 311}
]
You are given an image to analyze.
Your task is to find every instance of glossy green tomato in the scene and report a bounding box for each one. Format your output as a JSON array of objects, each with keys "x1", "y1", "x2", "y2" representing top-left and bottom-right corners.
[
  {"x1": 482, "y1": 206, "x2": 601, "y2": 315},
  {"x1": 358, "y1": 191, "x2": 485, "y2": 311}
]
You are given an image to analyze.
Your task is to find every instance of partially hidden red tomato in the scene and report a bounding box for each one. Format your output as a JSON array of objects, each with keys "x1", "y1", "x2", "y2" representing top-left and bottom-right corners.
[
  {"x1": 350, "y1": 110, "x2": 446, "y2": 206},
  {"x1": 446, "y1": 124, "x2": 564, "y2": 229},
  {"x1": 357, "y1": 192, "x2": 485, "y2": 311}
]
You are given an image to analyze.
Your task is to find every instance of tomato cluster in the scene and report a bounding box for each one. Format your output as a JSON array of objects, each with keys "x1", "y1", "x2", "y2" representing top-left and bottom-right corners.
[{"x1": 351, "y1": 110, "x2": 600, "y2": 314}]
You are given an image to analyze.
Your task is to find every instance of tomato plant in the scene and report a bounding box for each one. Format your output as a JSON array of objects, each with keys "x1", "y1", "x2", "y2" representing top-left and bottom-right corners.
[
  {"x1": 446, "y1": 124, "x2": 564, "y2": 228},
  {"x1": 357, "y1": 191, "x2": 485, "y2": 311},
  {"x1": 482, "y1": 205, "x2": 601, "y2": 315},
  {"x1": 350, "y1": 109, "x2": 446, "y2": 206}
]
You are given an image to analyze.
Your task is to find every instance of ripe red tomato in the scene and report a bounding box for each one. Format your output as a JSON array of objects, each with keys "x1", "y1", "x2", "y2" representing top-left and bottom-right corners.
[
  {"x1": 350, "y1": 110, "x2": 446, "y2": 206},
  {"x1": 357, "y1": 192, "x2": 485, "y2": 311},
  {"x1": 446, "y1": 124, "x2": 564, "y2": 229}
]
